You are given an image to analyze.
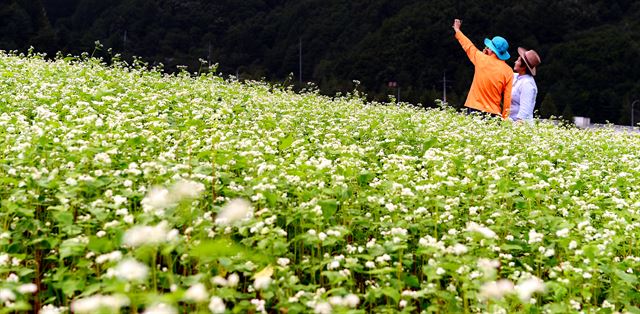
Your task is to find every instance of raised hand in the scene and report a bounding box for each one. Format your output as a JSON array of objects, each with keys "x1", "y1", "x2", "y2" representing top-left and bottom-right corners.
[{"x1": 453, "y1": 19, "x2": 462, "y2": 32}]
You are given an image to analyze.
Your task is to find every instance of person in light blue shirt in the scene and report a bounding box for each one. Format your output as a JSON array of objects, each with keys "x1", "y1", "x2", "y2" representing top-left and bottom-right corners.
[{"x1": 510, "y1": 47, "x2": 541, "y2": 122}]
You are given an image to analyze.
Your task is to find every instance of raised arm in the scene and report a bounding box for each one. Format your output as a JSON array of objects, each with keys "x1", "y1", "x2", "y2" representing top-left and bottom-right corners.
[{"x1": 452, "y1": 19, "x2": 481, "y2": 65}]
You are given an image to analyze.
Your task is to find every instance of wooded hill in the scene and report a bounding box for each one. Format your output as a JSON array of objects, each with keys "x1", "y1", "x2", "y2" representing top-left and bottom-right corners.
[{"x1": 2, "y1": 0, "x2": 639, "y2": 124}]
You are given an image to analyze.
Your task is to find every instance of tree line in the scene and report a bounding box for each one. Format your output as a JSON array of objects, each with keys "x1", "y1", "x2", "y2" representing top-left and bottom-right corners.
[{"x1": 2, "y1": 0, "x2": 639, "y2": 124}]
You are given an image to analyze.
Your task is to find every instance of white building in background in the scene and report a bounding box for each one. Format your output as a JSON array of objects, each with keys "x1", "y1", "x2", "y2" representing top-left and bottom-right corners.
[
  {"x1": 573, "y1": 116, "x2": 591, "y2": 128},
  {"x1": 572, "y1": 116, "x2": 639, "y2": 133}
]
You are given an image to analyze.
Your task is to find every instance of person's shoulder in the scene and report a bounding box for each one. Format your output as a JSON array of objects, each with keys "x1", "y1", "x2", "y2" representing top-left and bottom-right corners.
[
  {"x1": 501, "y1": 63, "x2": 514, "y2": 78},
  {"x1": 523, "y1": 75, "x2": 537, "y2": 86},
  {"x1": 519, "y1": 77, "x2": 537, "y2": 91}
]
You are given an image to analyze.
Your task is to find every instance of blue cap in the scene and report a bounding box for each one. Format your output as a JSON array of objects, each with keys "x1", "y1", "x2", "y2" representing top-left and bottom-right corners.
[{"x1": 484, "y1": 36, "x2": 510, "y2": 60}]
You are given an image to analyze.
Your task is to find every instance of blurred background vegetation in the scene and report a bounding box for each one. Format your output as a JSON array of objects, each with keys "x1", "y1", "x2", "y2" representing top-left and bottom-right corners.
[{"x1": 1, "y1": 0, "x2": 639, "y2": 124}]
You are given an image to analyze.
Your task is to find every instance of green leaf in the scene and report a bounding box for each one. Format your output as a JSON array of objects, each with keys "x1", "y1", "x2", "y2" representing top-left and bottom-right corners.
[
  {"x1": 403, "y1": 275, "x2": 420, "y2": 288},
  {"x1": 54, "y1": 211, "x2": 74, "y2": 226},
  {"x1": 61, "y1": 279, "x2": 83, "y2": 297},
  {"x1": 279, "y1": 135, "x2": 294, "y2": 150},
  {"x1": 366, "y1": 267, "x2": 395, "y2": 275},
  {"x1": 265, "y1": 191, "x2": 278, "y2": 207},
  {"x1": 16, "y1": 206, "x2": 35, "y2": 217},
  {"x1": 583, "y1": 245, "x2": 598, "y2": 259},
  {"x1": 4, "y1": 301, "x2": 30, "y2": 312},
  {"x1": 614, "y1": 269, "x2": 638, "y2": 285},
  {"x1": 380, "y1": 286, "x2": 400, "y2": 303},
  {"x1": 319, "y1": 199, "x2": 338, "y2": 220},
  {"x1": 17, "y1": 268, "x2": 35, "y2": 277},
  {"x1": 357, "y1": 171, "x2": 374, "y2": 186},
  {"x1": 60, "y1": 239, "x2": 86, "y2": 259},
  {"x1": 191, "y1": 239, "x2": 268, "y2": 263},
  {"x1": 88, "y1": 236, "x2": 114, "y2": 253},
  {"x1": 500, "y1": 244, "x2": 523, "y2": 251}
]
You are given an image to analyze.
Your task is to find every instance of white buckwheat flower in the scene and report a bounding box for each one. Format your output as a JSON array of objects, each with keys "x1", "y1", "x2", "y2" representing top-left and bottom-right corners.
[
  {"x1": 211, "y1": 276, "x2": 228, "y2": 286},
  {"x1": 478, "y1": 258, "x2": 500, "y2": 273},
  {"x1": 122, "y1": 221, "x2": 173, "y2": 247},
  {"x1": 343, "y1": 294, "x2": 359, "y2": 308},
  {"x1": 169, "y1": 180, "x2": 205, "y2": 200},
  {"x1": 314, "y1": 302, "x2": 332, "y2": 314},
  {"x1": 253, "y1": 266, "x2": 273, "y2": 290},
  {"x1": 277, "y1": 258, "x2": 290, "y2": 267},
  {"x1": 514, "y1": 276, "x2": 545, "y2": 301},
  {"x1": 450, "y1": 243, "x2": 468, "y2": 255},
  {"x1": 216, "y1": 199, "x2": 252, "y2": 225},
  {"x1": 528, "y1": 229, "x2": 544, "y2": 244},
  {"x1": 143, "y1": 303, "x2": 176, "y2": 314},
  {"x1": 113, "y1": 195, "x2": 128, "y2": 206},
  {"x1": 18, "y1": 283, "x2": 38, "y2": 294},
  {"x1": 479, "y1": 279, "x2": 514, "y2": 300},
  {"x1": 110, "y1": 258, "x2": 148, "y2": 281},
  {"x1": 93, "y1": 152, "x2": 111, "y2": 164},
  {"x1": 227, "y1": 273, "x2": 239, "y2": 287},
  {"x1": 96, "y1": 251, "x2": 123, "y2": 264},
  {"x1": 39, "y1": 304, "x2": 64, "y2": 314},
  {"x1": 70, "y1": 294, "x2": 129, "y2": 313},
  {"x1": 465, "y1": 222, "x2": 497, "y2": 239},
  {"x1": 141, "y1": 187, "x2": 172, "y2": 214},
  {"x1": 555, "y1": 228, "x2": 570, "y2": 238},
  {"x1": 0, "y1": 289, "x2": 16, "y2": 302},
  {"x1": 569, "y1": 240, "x2": 578, "y2": 250},
  {"x1": 184, "y1": 283, "x2": 209, "y2": 302},
  {"x1": 208, "y1": 296, "x2": 226, "y2": 314},
  {"x1": 251, "y1": 298, "x2": 266, "y2": 313}
]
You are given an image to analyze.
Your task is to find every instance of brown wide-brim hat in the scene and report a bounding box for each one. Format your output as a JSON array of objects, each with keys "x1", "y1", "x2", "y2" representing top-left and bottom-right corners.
[{"x1": 518, "y1": 47, "x2": 541, "y2": 76}]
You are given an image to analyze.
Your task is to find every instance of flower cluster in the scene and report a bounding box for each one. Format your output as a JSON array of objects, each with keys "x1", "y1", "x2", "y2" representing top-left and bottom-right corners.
[{"x1": 0, "y1": 51, "x2": 639, "y2": 313}]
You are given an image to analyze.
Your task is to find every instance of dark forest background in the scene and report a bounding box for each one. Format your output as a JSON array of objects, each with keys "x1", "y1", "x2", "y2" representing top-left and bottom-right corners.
[{"x1": 2, "y1": 0, "x2": 640, "y2": 124}]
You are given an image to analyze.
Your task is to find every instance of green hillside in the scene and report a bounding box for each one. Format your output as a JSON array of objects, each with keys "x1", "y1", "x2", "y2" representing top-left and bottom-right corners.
[
  {"x1": 2, "y1": 0, "x2": 640, "y2": 123},
  {"x1": 1, "y1": 53, "x2": 640, "y2": 313}
]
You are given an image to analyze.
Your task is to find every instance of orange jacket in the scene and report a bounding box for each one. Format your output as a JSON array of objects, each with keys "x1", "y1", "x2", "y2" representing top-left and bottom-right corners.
[{"x1": 455, "y1": 31, "x2": 513, "y2": 119}]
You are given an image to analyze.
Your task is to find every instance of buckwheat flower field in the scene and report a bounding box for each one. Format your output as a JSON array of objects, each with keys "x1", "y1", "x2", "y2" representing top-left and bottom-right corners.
[{"x1": 1, "y1": 52, "x2": 640, "y2": 314}]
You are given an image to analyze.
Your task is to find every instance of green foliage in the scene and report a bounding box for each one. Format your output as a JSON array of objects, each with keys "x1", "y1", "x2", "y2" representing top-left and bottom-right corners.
[
  {"x1": 561, "y1": 103, "x2": 574, "y2": 122},
  {"x1": 539, "y1": 93, "x2": 558, "y2": 118},
  {"x1": 2, "y1": 49, "x2": 640, "y2": 313},
  {"x1": 2, "y1": 0, "x2": 639, "y2": 123}
]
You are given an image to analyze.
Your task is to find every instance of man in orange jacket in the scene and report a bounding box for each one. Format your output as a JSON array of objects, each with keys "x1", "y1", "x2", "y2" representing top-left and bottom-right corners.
[{"x1": 452, "y1": 19, "x2": 513, "y2": 119}]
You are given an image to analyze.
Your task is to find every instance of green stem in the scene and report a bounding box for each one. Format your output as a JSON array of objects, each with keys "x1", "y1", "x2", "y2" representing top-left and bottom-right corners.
[
  {"x1": 152, "y1": 249, "x2": 158, "y2": 292},
  {"x1": 397, "y1": 249, "x2": 403, "y2": 289},
  {"x1": 463, "y1": 290, "x2": 469, "y2": 314}
]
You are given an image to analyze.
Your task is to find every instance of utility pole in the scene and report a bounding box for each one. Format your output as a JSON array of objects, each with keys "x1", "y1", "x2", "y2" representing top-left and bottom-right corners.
[
  {"x1": 388, "y1": 81, "x2": 399, "y2": 103},
  {"x1": 632, "y1": 100, "x2": 639, "y2": 127},
  {"x1": 123, "y1": 30, "x2": 127, "y2": 53},
  {"x1": 298, "y1": 37, "x2": 302, "y2": 83},
  {"x1": 208, "y1": 42, "x2": 212, "y2": 67},
  {"x1": 440, "y1": 71, "x2": 453, "y2": 103}
]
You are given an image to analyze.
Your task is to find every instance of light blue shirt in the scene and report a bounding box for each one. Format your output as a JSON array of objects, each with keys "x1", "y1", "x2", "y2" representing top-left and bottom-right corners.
[{"x1": 509, "y1": 73, "x2": 538, "y2": 121}]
